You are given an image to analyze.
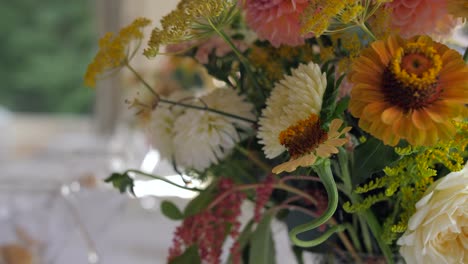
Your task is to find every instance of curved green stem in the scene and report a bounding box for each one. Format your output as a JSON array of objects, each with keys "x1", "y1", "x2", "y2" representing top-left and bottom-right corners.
[
  {"x1": 289, "y1": 159, "x2": 341, "y2": 247},
  {"x1": 125, "y1": 169, "x2": 203, "y2": 192}
]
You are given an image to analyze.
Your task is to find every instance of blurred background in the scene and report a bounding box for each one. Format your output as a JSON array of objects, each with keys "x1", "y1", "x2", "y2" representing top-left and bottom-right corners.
[
  {"x1": 0, "y1": 1, "x2": 197, "y2": 263},
  {"x1": 1, "y1": 1, "x2": 468, "y2": 263}
]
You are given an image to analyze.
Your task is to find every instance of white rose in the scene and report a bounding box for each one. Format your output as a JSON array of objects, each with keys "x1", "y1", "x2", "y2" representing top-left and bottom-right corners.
[{"x1": 397, "y1": 162, "x2": 468, "y2": 264}]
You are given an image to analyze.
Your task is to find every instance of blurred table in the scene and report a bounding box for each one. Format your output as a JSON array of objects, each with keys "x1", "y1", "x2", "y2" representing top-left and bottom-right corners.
[{"x1": 0, "y1": 114, "x2": 184, "y2": 264}]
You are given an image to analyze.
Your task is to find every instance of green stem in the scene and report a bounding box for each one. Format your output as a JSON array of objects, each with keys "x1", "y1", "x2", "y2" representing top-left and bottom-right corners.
[
  {"x1": 463, "y1": 46, "x2": 468, "y2": 63},
  {"x1": 125, "y1": 62, "x2": 160, "y2": 98},
  {"x1": 208, "y1": 184, "x2": 259, "y2": 209},
  {"x1": 288, "y1": 160, "x2": 343, "y2": 247},
  {"x1": 206, "y1": 17, "x2": 265, "y2": 98},
  {"x1": 339, "y1": 148, "x2": 373, "y2": 254},
  {"x1": 207, "y1": 18, "x2": 248, "y2": 64},
  {"x1": 337, "y1": 148, "x2": 352, "y2": 193},
  {"x1": 364, "y1": 210, "x2": 395, "y2": 264},
  {"x1": 358, "y1": 22, "x2": 377, "y2": 41},
  {"x1": 358, "y1": 214, "x2": 374, "y2": 253},
  {"x1": 235, "y1": 145, "x2": 271, "y2": 172},
  {"x1": 125, "y1": 62, "x2": 257, "y2": 124},
  {"x1": 275, "y1": 184, "x2": 318, "y2": 205},
  {"x1": 125, "y1": 169, "x2": 203, "y2": 192},
  {"x1": 342, "y1": 223, "x2": 363, "y2": 253},
  {"x1": 159, "y1": 98, "x2": 256, "y2": 124}
]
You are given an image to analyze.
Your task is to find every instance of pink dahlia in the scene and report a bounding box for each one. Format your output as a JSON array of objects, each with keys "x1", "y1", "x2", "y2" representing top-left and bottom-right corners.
[
  {"x1": 241, "y1": 0, "x2": 310, "y2": 47},
  {"x1": 387, "y1": 0, "x2": 457, "y2": 37}
]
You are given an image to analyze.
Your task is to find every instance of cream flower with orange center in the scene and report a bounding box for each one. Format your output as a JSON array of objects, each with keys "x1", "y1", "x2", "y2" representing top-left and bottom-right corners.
[{"x1": 257, "y1": 62, "x2": 350, "y2": 174}]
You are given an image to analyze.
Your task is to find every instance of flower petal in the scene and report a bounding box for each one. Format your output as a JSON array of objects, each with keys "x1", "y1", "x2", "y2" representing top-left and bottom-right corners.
[{"x1": 381, "y1": 106, "x2": 403, "y2": 125}]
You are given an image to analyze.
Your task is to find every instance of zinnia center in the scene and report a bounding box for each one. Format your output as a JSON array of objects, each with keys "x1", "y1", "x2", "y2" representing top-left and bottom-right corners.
[
  {"x1": 382, "y1": 42, "x2": 443, "y2": 111},
  {"x1": 279, "y1": 114, "x2": 328, "y2": 159}
]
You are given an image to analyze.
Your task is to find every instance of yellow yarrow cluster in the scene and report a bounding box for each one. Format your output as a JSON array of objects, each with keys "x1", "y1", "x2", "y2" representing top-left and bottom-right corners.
[
  {"x1": 340, "y1": 4, "x2": 364, "y2": 23},
  {"x1": 300, "y1": 0, "x2": 368, "y2": 36},
  {"x1": 390, "y1": 41, "x2": 442, "y2": 90},
  {"x1": 144, "y1": 0, "x2": 235, "y2": 58},
  {"x1": 84, "y1": 18, "x2": 151, "y2": 87},
  {"x1": 300, "y1": 0, "x2": 350, "y2": 36}
]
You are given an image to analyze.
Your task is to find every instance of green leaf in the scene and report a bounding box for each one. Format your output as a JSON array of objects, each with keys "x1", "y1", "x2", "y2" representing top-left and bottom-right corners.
[
  {"x1": 183, "y1": 181, "x2": 217, "y2": 217},
  {"x1": 292, "y1": 246, "x2": 305, "y2": 264},
  {"x1": 363, "y1": 210, "x2": 394, "y2": 264},
  {"x1": 169, "y1": 245, "x2": 201, "y2": 264},
  {"x1": 352, "y1": 137, "x2": 399, "y2": 184},
  {"x1": 161, "y1": 200, "x2": 184, "y2": 220},
  {"x1": 104, "y1": 172, "x2": 134, "y2": 195},
  {"x1": 333, "y1": 96, "x2": 349, "y2": 118},
  {"x1": 227, "y1": 221, "x2": 254, "y2": 264},
  {"x1": 319, "y1": 69, "x2": 340, "y2": 125},
  {"x1": 249, "y1": 214, "x2": 276, "y2": 264}
]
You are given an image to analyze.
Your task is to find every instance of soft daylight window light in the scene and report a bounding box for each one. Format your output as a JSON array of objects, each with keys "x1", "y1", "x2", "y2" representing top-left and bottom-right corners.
[
  {"x1": 133, "y1": 176, "x2": 200, "y2": 199},
  {"x1": 139, "y1": 148, "x2": 160, "y2": 173}
]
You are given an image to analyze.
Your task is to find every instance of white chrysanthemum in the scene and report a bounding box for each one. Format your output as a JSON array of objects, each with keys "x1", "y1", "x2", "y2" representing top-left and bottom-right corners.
[
  {"x1": 146, "y1": 91, "x2": 193, "y2": 160},
  {"x1": 173, "y1": 88, "x2": 255, "y2": 171},
  {"x1": 258, "y1": 62, "x2": 327, "y2": 159},
  {"x1": 147, "y1": 107, "x2": 177, "y2": 159}
]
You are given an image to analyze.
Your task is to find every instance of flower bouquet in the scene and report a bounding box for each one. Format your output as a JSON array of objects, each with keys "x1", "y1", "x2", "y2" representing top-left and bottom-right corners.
[{"x1": 85, "y1": 1, "x2": 468, "y2": 263}]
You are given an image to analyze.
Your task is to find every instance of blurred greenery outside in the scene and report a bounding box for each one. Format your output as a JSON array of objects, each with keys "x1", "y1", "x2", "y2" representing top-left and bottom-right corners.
[{"x1": 0, "y1": 0, "x2": 96, "y2": 113}]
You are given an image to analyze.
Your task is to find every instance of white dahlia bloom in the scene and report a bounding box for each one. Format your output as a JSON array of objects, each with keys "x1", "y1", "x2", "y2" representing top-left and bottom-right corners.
[
  {"x1": 398, "y1": 162, "x2": 468, "y2": 264},
  {"x1": 173, "y1": 88, "x2": 255, "y2": 171},
  {"x1": 146, "y1": 91, "x2": 194, "y2": 161},
  {"x1": 147, "y1": 107, "x2": 177, "y2": 160}
]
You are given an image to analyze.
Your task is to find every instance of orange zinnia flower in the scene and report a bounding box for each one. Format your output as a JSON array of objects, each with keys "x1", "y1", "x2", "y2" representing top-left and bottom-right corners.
[{"x1": 349, "y1": 35, "x2": 468, "y2": 146}]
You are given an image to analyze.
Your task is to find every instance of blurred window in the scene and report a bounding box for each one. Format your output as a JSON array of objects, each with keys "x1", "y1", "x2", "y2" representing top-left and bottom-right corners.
[{"x1": 0, "y1": 0, "x2": 95, "y2": 113}]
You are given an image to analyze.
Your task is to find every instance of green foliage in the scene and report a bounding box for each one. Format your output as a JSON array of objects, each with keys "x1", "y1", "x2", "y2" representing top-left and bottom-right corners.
[
  {"x1": 343, "y1": 193, "x2": 388, "y2": 213},
  {"x1": 192, "y1": 143, "x2": 266, "y2": 183},
  {"x1": 183, "y1": 181, "x2": 217, "y2": 217},
  {"x1": 227, "y1": 221, "x2": 253, "y2": 264},
  {"x1": 0, "y1": 0, "x2": 95, "y2": 113},
  {"x1": 169, "y1": 245, "x2": 201, "y2": 264},
  {"x1": 249, "y1": 213, "x2": 276, "y2": 264},
  {"x1": 161, "y1": 200, "x2": 184, "y2": 220},
  {"x1": 319, "y1": 63, "x2": 343, "y2": 125},
  {"x1": 104, "y1": 172, "x2": 134, "y2": 194},
  {"x1": 352, "y1": 137, "x2": 399, "y2": 185},
  {"x1": 346, "y1": 121, "x2": 468, "y2": 244}
]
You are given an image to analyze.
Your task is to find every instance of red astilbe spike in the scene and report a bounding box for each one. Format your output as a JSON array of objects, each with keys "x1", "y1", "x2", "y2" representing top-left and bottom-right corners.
[
  {"x1": 168, "y1": 178, "x2": 245, "y2": 264},
  {"x1": 254, "y1": 174, "x2": 275, "y2": 222}
]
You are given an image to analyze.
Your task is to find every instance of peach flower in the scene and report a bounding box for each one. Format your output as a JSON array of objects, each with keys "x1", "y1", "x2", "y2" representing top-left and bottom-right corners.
[
  {"x1": 241, "y1": 0, "x2": 310, "y2": 47},
  {"x1": 165, "y1": 37, "x2": 247, "y2": 64},
  {"x1": 194, "y1": 37, "x2": 248, "y2": 64},
  {"x1": 387, "y1": 0, "x2": 457, "y2": 37}
]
